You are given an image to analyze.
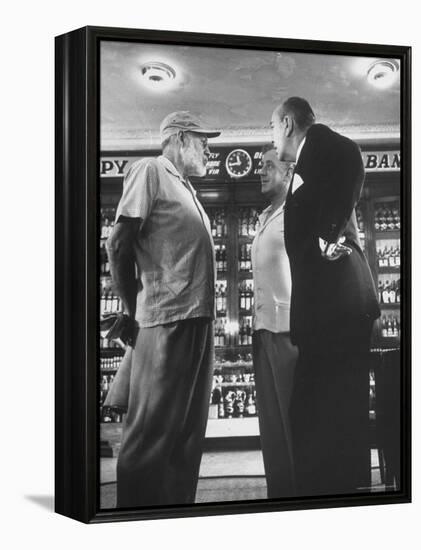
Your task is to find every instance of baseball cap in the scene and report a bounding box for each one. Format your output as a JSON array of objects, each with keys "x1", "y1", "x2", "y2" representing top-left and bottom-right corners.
[{"x1": 160, "y1": 111, "x2": 221, "y2": 142}]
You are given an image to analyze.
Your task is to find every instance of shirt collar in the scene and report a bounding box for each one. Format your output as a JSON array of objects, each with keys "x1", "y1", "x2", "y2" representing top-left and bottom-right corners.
[
  {"x1": 259, "y1": 201, "x2": 285, "y2": 225},
  {"x1": 159, "y1": 155, "x2": 187, "y2": 183},
  {"x1": 158, "y1": 155, "x2": 197, "y2": 195},
  {"x1": 296, "y1": 137, "x2": 306, "y2": 163}
]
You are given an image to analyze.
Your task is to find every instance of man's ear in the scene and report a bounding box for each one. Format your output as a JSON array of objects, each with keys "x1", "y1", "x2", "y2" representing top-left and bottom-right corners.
[
  {"x1": 177, "y1": 130, "x2": 186, "y2": 145},
  {"x1": 284, "y1": 114, "x2": 294, "y2": 137},
  {"x1": 287, "y1": 164, "x2": 295, "y2": 179}
]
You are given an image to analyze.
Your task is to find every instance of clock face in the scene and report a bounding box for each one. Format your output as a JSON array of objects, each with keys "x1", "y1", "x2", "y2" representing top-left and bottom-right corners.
[{"x1": 225, "y1": 149, "x2": 253, "y2": 178}]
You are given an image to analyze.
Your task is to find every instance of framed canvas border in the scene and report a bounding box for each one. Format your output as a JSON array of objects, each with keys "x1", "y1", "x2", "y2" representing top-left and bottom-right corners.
[{"x1": 55, "y1": 25, "x2": 411, "y2": 523}]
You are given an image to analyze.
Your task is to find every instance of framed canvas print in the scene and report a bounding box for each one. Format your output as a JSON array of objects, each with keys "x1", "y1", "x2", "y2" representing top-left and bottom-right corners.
[{"x1": 55, "y1": 26, "x2": 411, "y2": 523}]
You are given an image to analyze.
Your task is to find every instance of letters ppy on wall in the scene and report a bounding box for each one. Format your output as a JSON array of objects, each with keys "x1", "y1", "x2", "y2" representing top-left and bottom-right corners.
[{"x1": 100, "y1": 147, "x2": 401, "y2": 182}]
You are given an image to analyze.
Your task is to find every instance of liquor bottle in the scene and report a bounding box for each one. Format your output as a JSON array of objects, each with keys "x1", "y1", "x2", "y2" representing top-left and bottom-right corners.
[
  {"x1": 100, "y1": 375, "x2": 109, "y2": 402},
  {"x1": 241, "y1": 244, "x2": 246, "y2": 271},
  {"x1": 394, "y1": 205, "x2": 400, "y2": 230},
  {"x1": 216, "y1": 284, "x2": 221, "y2": 314},
  {"x1": 387, "y1": 317, "x2": 393, "y2": 337},
  {"x1": 382, "y1": 280, "x2": 390, "y2": 304},
  {"x1": 381, "y1": 248, "x2": 386, "y2": 267},
  {"x1": 386, "y1": 206, "x2": 394, "y2": 230},
  {"x1": 100, "y1": 288, "x2": 106, "y2": 315},
  {"x1": 245, "y1": 390, "x2": 256, "y2": 416},
  {"x1": 221, "y1": 322, "x2": 226, "y2": 347},
  {"x1": 380, "y1": 204, "x2": 388, "y2": 231},
  {"x1": 102, "y1": 407, "x2": 112, "y2": 423},
  {"x1": 215, "y1": 319, "x2": 220, "y2": 346},
  {"x1": 218, "y1": 392, "x2": 225, "y2": 418},
  {"x1": 388, "y1": 280, "x2": 396, "y2": 304},
  {"x1": 224, "y1": 391, "x2": 234, "y2": 418},
  {"x1": 216, "y1": 211, "x2": 223, "y2": 237},
  {"x1": 234, "y1": 390, "x2": 246, "y2": 418},
  {"x1": 248, "y1": 283, "x2": 254, "y2": 312},
  {"x1": 246, "y1": 318, "x2": 252, "y2": 345},
  {"x1": 374, "y1": 207, "x2": 380, "y2": 231},
  {"x1": 241, "y1": 211, "x2": 248, "y2": 236},
  {"x1": 221, "y1": 286, "x2": 226, "y2": 315},
  {"x1": 214, "y1": 245, "x2": 220, "y2": 271},
  {"x1": 381, "y1": 316, "x2": 388, "y2": 338},
  {"x1": 239, "y1": 318, "x2": 245, "y2": 345},
  {"x1": 101, "y1": 218, "x2": 109, "y2": 239},
  {"x1": 388, "y1": 247, "x2": 394, "y2": 267},
  {"x1": 212, "y1": 385, "x2": 222, "y2": 405},
  {"x1": 245, "y1": 244, "x2": 250, "y2": 271},
  {"x1": 392, "y1": 317, "x2": 398, "y2": 338},
  {"x1": 378, "y1": 280, "x2": 383, "y2": 303},
  {"x1": 113, "y1": 292, "x2": 120, "y2": 313},
  {"x1": 396, "y1": 279, "x2": 401, "y2": 303},
  {"x1": 239, "y1": 283, "x2": 245, "y2": 311},
  {"x1": 211, "y1": 211, "x2": 217, "y2": 237},
  {"x1": 221, "y1": 244, "x2": 228, "y2": 271}
]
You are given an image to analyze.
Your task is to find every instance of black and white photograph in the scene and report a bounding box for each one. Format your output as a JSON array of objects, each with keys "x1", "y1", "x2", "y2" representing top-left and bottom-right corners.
[
  {"x1": 4, "y1": 0, "x2": 421, "y2": 545},
  {"x1": 95, "y1": 35, "x2": 408, "y2": 514}
]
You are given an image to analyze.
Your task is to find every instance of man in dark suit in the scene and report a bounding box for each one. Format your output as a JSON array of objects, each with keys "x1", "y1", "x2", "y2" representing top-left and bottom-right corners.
[{"x1": 270, "y1": 97, "x2": 380, "y2": 496}]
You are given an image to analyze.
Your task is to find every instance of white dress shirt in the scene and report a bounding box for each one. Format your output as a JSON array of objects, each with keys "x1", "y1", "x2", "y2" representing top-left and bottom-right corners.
[{"x1": 251, "y1": 203, "x2": 292, "y2": 333}]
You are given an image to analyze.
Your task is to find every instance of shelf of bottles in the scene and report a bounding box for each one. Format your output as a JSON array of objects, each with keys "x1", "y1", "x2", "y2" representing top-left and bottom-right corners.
[
  {"x1": 238, "y1": 207, "x2": 258, "y2": 351},
  {"x1": 99, "y1": 209, "x2": 124, "y2": 423},
  {"x1": 356, "y1": 205, "x2": 366, "y2": 251},
  {"x1": 207, "y1": 206, "x2": 260, "y2": 422},
  {"x1": 372, "y1": 199, "x2": 401, "y2": 347},
  {"x1": 100, "y1": 372, "x2": 124, "y2": 423},
  {"x1": 209, "y1": 369, "x2": 258, "y2": 419},
  {"x1": 209, "y1": 207, "x2": 229, "y2": 355}
]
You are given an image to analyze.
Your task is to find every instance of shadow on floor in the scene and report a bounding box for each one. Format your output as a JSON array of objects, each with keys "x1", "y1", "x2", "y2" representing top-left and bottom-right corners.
[{"x1": 25, "y1": 495, "x2": 54, "y2": 511}]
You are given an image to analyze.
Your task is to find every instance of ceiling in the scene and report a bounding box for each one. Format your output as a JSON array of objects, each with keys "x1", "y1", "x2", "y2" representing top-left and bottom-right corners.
[{"x1": 100, "y1": 41, "x2": 400, "y2": 151}]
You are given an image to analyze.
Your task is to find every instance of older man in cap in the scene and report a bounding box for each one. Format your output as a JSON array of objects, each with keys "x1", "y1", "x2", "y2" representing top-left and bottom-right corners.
[{"x1": 107, "y1": 111, "x2": 220, "y2": 508}]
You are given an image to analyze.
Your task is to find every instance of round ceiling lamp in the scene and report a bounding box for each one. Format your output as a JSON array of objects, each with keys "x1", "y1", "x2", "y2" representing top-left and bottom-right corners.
[
  {"x1": 367, "y1": 59, "x2": 399, "y2": 89},
  {"x1": 139, "y1": 61, "x2": 177, "y2": 90}
]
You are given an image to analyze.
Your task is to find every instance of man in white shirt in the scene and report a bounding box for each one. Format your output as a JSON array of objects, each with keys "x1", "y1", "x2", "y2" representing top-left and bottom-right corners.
[{"x1": 251, "y1": 148, "x2": 298, "y2": 498}]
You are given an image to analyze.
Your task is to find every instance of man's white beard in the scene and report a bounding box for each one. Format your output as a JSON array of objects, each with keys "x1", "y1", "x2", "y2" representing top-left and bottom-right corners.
[{"x1": 181, "y1": 144, "x2": 206, "y2": 177}]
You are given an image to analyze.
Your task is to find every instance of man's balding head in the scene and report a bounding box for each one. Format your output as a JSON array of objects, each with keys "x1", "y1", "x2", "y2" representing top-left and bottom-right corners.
[
  {"x1": 271, "y1": 97, "x2": 315, "y2": 161},
  {"x1": 274, "y1": 97, "x2": 316, "y2": 132}
]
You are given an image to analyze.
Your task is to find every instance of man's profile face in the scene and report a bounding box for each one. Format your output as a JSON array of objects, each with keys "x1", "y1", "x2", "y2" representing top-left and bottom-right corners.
[
  {"x1": 270, "y1": 108, "x2": 287, "y2": 160},
  {"x1": 180, "y1": 132, "x2": 210, "y2": 177},
  {"x1": 260, "y1": 150, "x2": 291, "y2": 199}
]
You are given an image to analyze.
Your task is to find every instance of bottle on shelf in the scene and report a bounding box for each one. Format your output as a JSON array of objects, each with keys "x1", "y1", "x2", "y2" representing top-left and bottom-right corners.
[
  {"x1": 234, "y1": 390, "x2": 246, "y2": 418},
  {"x1": 214, "y1": 319, "x2": 227, "y2": 347},
  {"x1": 218, "y1": 392, "x2": 225, "y2": 418},
  {"x1": 379, "y1": 314, "x2": 400, "y2": 339},
  {"x1": 224, "y1": 391, "x2": 235, "y2": 419},
  {"x1": 245, "y1": 389, "x2": 256, "y2": 417},
  {"x1": 375, "y1": 202, "x2": 400, "y2": 232}
]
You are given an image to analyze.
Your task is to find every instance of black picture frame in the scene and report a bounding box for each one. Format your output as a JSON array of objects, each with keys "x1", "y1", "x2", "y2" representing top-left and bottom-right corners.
[{"x1": 55, "y1": 25, "x2": 411, "y2": 524}]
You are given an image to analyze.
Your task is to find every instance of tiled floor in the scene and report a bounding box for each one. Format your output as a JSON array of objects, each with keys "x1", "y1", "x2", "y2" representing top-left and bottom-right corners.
[{"x1": 100, "y1": 447, "x2": 390, "y2": 509}]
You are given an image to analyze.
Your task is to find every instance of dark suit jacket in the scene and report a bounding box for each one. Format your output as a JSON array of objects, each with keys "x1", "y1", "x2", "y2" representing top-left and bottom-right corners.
[{"x1": 285, "y1": 124, "x2": 380, "y2": 348}]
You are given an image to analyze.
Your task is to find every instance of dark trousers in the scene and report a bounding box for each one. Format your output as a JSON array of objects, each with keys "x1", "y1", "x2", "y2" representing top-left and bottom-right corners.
[
  {"x1": 290, "y1": 320, "x2": 374, "y2": 497},
  {"x1": 116, "y1": 317, "x2": 214, "y2": 508},
  {"x1": 253, "y1": 330, "x2": 298, "y2": 498}
]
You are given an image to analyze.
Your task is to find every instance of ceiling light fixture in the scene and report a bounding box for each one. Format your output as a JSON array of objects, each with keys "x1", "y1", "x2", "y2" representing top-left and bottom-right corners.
[
  {"x1": 367, "y1": 59, "x2": 399, "y2": 89},
  {"x1": 139, "y1": 61, "x2": 177, "y2": 90}
]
